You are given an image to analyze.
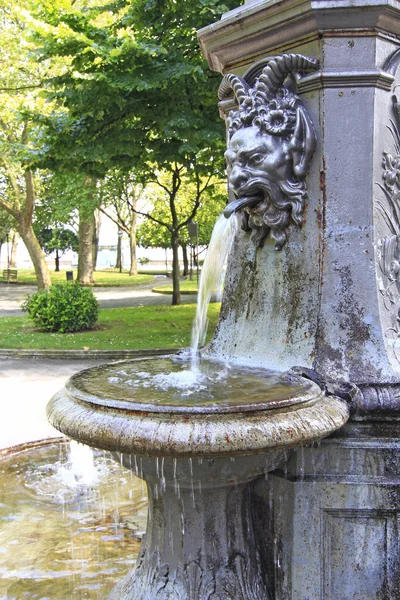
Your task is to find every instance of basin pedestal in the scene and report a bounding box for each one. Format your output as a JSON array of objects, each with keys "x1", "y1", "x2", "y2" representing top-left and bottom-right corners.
[
  {"x1": 47, "y1": 358, "x2": 349, "y2": 599},
  {"x1": 109, "y1": 454, "x2": 281, "y2": 600}
]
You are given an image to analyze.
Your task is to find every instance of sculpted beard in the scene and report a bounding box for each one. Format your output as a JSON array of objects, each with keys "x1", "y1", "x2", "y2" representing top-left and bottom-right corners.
[{"x1": 226, "y1": 176, "x2": 307, "y2": 249}]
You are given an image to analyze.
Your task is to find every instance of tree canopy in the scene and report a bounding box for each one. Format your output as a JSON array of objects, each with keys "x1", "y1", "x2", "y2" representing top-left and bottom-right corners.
[
  {"x1": 0, "y1": 0, "x2": 241, "y2": 294},
  {"x1": 27, "y1": 0, "x2": 237, "y2": 177}
]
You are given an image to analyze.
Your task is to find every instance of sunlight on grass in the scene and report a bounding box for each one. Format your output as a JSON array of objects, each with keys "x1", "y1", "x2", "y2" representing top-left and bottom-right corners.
[
  {"x1": 153, "y1": 277, "x2": 199, "y2": 294},
  {"x1": 12, "y1": 269, "x2": 156, "y2": 287},
  {"x1": 0, "y1": 304, "x2": 220, "y2": 350}
]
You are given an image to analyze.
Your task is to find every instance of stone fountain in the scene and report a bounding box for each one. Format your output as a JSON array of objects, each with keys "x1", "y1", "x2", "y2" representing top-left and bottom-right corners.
[
  {"x1": 48, "y1": 357, "x2": 347, "y2": 599},
  {"x1": 197, "y1": 0, "x2": 400, "y2": 597},
  {"x1": 48, "y1": 0, "x2": 400, "y2": 598},
  {"x1": 47, "y1": 46, "x2": 349, "y2": 597}
]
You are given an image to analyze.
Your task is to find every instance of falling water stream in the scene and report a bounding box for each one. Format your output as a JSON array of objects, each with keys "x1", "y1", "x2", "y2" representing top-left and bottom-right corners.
[
  {"x1": 190, "y1": 213, "x2": 237, "y2": 369},
  {"x1": 102, "y1": 213, "x2": 238, "y2": 398}
]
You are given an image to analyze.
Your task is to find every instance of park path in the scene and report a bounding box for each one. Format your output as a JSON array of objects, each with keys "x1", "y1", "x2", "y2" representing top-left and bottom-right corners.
[
  {"x1": 0, "y1": 277, "x2": 196, "y2": 317},
  {"x1": 0, "y1": 279, "x2": 197, "y2": 450},
  {"x1": 0, "y1": 358, "x2": 109, "y2": 450}
]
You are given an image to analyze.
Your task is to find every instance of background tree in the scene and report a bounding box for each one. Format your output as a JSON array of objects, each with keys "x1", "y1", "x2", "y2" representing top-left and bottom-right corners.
[
  {"x1": 99, "y1": 169, "x2": 145, "y2": 276},
  {"x1": 27, "y1": 0, "x2": 239, "y2": 301},
  {"x1": 34, "y1": 225, "x2": 78, "y2": 271},
  {"x1": 0, "y1": 48, "x2": 52, "y2": 288},
  {"x1": 0, "y1": 0, "x2": 71, "y2": 288},
  {"x1": 92, "y1": 209, "x2": 101, "y2": 270},
  {"x1": 37, "y1": 171, "x2": 102, "y2": 284},
  {"x1": 9, "y1": 231, "x2": 19, "y2": 268},
  {"x1": 137, "y1": 175, "x2": 227, "y2": 280},
  {"x1": 0, "y1": 209, "x2": 14, "y2": 267}
]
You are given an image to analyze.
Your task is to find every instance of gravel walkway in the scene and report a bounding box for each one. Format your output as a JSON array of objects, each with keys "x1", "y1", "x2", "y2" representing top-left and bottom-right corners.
[{"x1": 0, "y1": 278, "x2": 196, "y2": 317}]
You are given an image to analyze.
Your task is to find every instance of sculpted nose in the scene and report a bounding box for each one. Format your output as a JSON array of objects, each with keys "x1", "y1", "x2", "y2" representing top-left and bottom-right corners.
[{"x1": 229, "y1": 165, "x2": 249, "y2": 193}]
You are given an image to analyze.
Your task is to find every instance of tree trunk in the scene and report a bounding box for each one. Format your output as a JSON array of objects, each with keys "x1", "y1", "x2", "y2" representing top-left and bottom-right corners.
[
  {"x1": 129, "y1": 201, "x2": 138, "y2": 276},
  {"x1": 115, "y1": 229, "x2": 122, "y2": 270},
  {"x1": 10, "y1": 232, "x2": 18, "y2": 268},
  {"x1": 171, "y1": 232, "x2": 181, "y2": 306},
  {"x1": 181, "y1": 244, "x2": 189, "y2": 277},
  {"x1": 92, "y1": 210, "x2": 101, "y2": 270},
  {"x1": 18, "y1": 223, "x2": 51, "y2": 289},
  {"x1": 78, "y1": 212, "x2": 95, "y2": 285},
  {"x1": 18, "y1": 170, "x2": 52, "y2": 290},
  {"x1": 55, "y1": 249, "x2": 60, "y2": 272}
]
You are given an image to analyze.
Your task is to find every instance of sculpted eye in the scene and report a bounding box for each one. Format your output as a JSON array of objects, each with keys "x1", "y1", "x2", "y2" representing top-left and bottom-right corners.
[{"x1": 249, "y1": 154, "x2": 263, "y2": 167}]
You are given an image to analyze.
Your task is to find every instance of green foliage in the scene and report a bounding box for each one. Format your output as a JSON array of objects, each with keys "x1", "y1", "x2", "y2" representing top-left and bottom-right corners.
[
  {"x1": 35, "y1": 171, "x2": 101, "y2": 226},
  {"x1": 22, "y1": 282, "x2": 99, "y2": 332},
  {"x1": 34, "y1": 225, "x2": 78, "y2": 255},
  {"x1": 3, "y1": 0, "x2": 242, "y2": 297},
  {"x1": 25, "y1": 0, "x2": 241, "y2": 176},
  {"x1": 0, "y1": 3, "x2": 58, "y2": 206}
]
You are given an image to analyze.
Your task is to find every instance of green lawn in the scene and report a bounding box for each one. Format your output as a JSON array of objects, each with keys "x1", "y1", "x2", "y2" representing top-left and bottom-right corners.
[
  {"x1": 10, "y1": 269, "x2": 156, "y2": 287},
  {"x1": 153, "y1": 277, "x2": 199, "y2": 294},
  {"x1": 0, "y1": 303, "x2": 220, "y2": 350}
]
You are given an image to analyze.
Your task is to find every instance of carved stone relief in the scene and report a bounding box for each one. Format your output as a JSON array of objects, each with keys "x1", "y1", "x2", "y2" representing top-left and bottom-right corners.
[
  {"x1": 322, "y1": 508, "x2": 400, "y2": 599},
  {"x1": 114, "y1": 552, "x2": 269, "y2": 600},
  {"x1": 377, "y1": 96, "x2": 400, "y2": 356},
  {"x1": 219, "y1": 54, "x2": 319, "y2": 249}
]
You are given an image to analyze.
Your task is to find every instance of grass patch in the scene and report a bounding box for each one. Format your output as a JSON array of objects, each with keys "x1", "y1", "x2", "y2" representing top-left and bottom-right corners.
[
  {"x1": 138, "y1": 269, "x2": 172, "y2": 276},
  {"x1": 6, "y1": 269, "x2": 156, "y2": 287},
  {"x1": 0, "y1": 303, "x2": 220, "y2": 350},
  {"x1": 153, "y1": 277, "x2": 199, "y2": 295}
]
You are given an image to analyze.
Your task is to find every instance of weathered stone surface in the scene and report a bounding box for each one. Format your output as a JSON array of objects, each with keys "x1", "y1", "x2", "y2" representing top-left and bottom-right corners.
[
  {"x1": 108, "y1": 454, "x2": 281, "y2": 600},
  {"x1": 255, "y1": 423, "x2": 400, "y2": 599},
  {"x1": 199, "y1": 0, "x2": 400, "y2": 411},
  {"x1": 47, "y1": 357, "x2": 348, "y2": 599}
]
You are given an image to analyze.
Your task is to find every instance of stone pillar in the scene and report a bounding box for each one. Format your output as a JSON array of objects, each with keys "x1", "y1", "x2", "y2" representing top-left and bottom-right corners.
[
  {"x1": 253, "y1": 422, "x2": 400, "y2": 599},
  {"x1": 198, "y1": 0, "x2": 400, "y2": 414},
  {"x1": 198, "y1": 2, "x2": 400, "y2": 597}
]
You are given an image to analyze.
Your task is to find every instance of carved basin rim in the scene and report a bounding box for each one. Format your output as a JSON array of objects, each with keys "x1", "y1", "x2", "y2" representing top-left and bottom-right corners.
[{"x1": 47, "y1": 357, "x2": 350, "y2": 458}]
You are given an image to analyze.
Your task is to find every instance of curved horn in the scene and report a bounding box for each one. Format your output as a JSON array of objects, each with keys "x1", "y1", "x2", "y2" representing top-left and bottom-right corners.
[
  {"x1": 255, "y1": 54, "x2": 319, "y2": 104},
  {"x1": 218, "y1": 74, "x2": 250, "y2": 106}
]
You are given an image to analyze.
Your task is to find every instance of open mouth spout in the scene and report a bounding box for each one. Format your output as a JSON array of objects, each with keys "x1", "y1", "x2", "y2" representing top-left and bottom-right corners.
[{"x1": 223, "y1": 194, "x2": 263, "y2": 218}]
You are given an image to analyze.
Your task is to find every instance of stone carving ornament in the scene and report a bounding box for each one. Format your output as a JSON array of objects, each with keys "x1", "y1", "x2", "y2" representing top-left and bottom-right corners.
[
  {"x1": 219, "y1": 54, "x2": 319, "y2": 249},
  {"x1": 116, "y1": 554, "x2": 268, "y2": 600},
  {"x1": 377, "y1": 95, "x2": 400, "y2": 356}
]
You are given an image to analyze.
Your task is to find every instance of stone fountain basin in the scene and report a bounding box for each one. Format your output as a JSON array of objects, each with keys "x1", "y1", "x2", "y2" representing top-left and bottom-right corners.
[
  {"x1": 47, "y1": 356, "x2": 349, "y2": 459},
  {"x1": 47, "y1": 357, "x2": 349, "y2": 600}
]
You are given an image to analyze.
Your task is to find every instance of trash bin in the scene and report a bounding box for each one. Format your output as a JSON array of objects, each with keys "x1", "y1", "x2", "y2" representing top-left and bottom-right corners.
[{"x1": 66, "y1": 271, "x2": 74, "y2": 281}]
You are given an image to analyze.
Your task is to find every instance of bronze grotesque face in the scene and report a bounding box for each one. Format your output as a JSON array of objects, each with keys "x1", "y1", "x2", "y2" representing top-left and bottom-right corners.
[{"x1": 219, "y1": 54, "x2": 319, "y2": 249}]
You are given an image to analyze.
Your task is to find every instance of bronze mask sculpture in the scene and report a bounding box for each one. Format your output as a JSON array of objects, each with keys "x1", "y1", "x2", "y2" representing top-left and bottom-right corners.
[{"x1": 219, "y1": 54, "x2": 319, "y2": 249}]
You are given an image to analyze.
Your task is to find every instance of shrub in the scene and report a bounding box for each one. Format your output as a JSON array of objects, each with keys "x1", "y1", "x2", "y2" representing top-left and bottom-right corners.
[{"x1": 22, "y1": 283, "x2": 99, "y2": 333}]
